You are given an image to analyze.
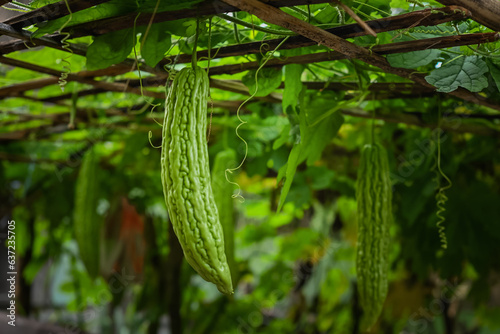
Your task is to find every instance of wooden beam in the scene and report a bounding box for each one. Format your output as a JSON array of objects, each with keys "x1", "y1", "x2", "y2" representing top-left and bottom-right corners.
[
  {"x1": 436, "y1": 0, "x2": 500, "y2": 31},
  {"x1": 0, "y1": 55, "x2": 164, "y2": 99},
  {"x1": 1, "y1": 31, "x2": 498, "y2": 110},
  {"x1": 206, "y1": 32, "x2": 499, "y2": 74},
  {"x1": 0, "y1": 23, "x2": 159, "y2": 76},
  {"x1": 0, "y1": 77, "x2": 58, "y2": 97}
]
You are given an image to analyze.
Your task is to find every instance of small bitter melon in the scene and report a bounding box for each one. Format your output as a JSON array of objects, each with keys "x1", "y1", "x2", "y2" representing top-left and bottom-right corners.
[
  {"x1": 74, "y1": 147, "x2": 100, "y2": 278},
  {"x1": 356, "y1": 143, "x2": 392, "y2": 330},
  {"x1": 211, "y1": 149, "x2": 237, "y2": 284}
]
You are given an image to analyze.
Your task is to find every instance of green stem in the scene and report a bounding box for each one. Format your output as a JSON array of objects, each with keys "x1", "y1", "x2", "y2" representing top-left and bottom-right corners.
[
  {"x1": 232, "y1": 12, "x2": 241, "y2": 44},
  {"x1": 192, "y1": 18, "x2": 200, "y2": 68},
  {"x1": 222, "y1": 109, "x2": 231, "y2": 150},
  {"x1": 371, "y1": 109, "x2": 375, "y2": 145},
  {"x1": 208, "y1": 17, "x2": 212, "y2": 71}
]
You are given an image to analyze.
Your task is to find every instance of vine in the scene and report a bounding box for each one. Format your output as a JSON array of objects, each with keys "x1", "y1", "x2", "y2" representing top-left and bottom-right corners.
[
  {"x1": 433, "y1": 105, "x2": 451, "y2": 250},
  {"x1": 57, "y1": 0, "x2": 73, "y2": 92},
  {"x1": 225, "y1": 36, "x2": 291, "y2": 202}
]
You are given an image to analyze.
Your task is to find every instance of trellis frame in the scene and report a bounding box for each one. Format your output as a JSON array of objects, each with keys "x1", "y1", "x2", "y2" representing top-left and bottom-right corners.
[{"x1": 0, "y1": 0, "x2": 500, "y2": 143}]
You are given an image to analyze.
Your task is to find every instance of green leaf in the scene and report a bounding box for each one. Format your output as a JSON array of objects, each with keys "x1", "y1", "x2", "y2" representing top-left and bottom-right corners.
[
  {"x1": 30, "y1": 0, "x2": 60, "y2": 8},
  {"x1": 277, "y1": 143, "x2": 302, "y2": 212},
  {"x1": 139, "y1": 0, "x2": 205, "y2": 12},
  {"x1": 277, "y1": 92, "x2": 344, "y2": 211},
  {"x1": 272, "y1": 123, "x2": 291, "y2": 150},
  {"x1": 487, "y1": 60, "x2": 500, "y2": 93},
  {"x1": 242, "y1": 67, "x2": 282, "y2": 97},
  {"x1": 315, "y1": 5, "x2": 339, "y2": 24},
  {"x1": 301, "y1": 92, "x2": 345, "y2": 165},
  {"x1": 425, "y1": 56, "x2": 489, "y2": 93},
  {"x1": 141, "y1": 22, "x2": 172, "y2": 67},
  {"x1": 386, "y1": 49, "x2": 441, "y2": 69},
  {"x1": 86, "y1": 28, "x2": 136, "y2": 71},
  {"x1": 390, "y1": 0, "x2": 410, "y2": 10},
  {"x1": 162, "y1": 19, "x2": 197, "y2": 37},
  {"x1": 282, "y1": 64, "x2": 304, "y2": 114}
]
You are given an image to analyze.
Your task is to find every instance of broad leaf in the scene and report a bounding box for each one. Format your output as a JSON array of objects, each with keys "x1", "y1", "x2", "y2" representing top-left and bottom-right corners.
[
  {"x1": 277, "y1": 143, "x2": 302, "y2": 212},
  {"x1": 387, "y1": 49, "x2": 441, "y2": 69},
  {"x1": 277, "y1": 92, "x2": 344, "y2": 211},
  {"x1": 425, "y1": 56, "x2": 489, "y2": 93},
  {"x1": 487, "y1": 60, "x2": 500, "y2": 93},
  {"x1": 141, "y1": 22, "x2": 172, "y2": 67},
  {"x1": 162, "y1": 19, "x2": 198, "y2": 37},
  {"x1": 86, "y1": 29, "x2": 136, "y2": 70},
  {"x1": 282, "y1": 64, "x2": 304, "y2": 114},
  {"x1": 242, "y1": 67, "x2": 282, "y2": 97}
]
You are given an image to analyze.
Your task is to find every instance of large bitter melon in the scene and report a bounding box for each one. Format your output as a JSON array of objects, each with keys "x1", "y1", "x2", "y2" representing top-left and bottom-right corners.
[{"x1": 161, "y1": 66, "x2": 233, "y2": 295}]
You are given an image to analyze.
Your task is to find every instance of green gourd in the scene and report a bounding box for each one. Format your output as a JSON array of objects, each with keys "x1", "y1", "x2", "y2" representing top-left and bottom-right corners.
[
  {"x1": 356, "y1": 143, "x2": 392, "y2": 330},
  {"x1": 74, "y1": 147, "x2": 100, "y2": 278},
  {"x1": 211, "y1": 149, "x2": 237, "y2": 284},
  {"x1": 161, "y1": 66, "x2": 233, "y2": 295}
]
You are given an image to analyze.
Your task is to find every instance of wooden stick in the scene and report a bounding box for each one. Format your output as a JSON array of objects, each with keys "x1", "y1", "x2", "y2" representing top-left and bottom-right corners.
[
  {"x1": 332, "y1": 0, "x2": 377, "y2": 37},
  {"x1": 0, "y1": 55, "x2": 164, "y2": 99},
  {"x1": 436, "y1": 0, "x2": 500, "y2": 31}
]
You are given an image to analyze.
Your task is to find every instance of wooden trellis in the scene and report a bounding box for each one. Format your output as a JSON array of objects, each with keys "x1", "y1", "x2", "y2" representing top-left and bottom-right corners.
[{"x1": 1, "y1": 0, "x2": 500, "y2": 143}]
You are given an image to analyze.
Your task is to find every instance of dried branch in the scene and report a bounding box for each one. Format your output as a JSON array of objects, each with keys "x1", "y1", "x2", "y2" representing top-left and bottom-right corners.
[
  {"x1": 0, "y1": 55, "x2": 164, "y2": 99},
  {"x1": 332, "y1": 0, "x2": 377, "y2": 37}
]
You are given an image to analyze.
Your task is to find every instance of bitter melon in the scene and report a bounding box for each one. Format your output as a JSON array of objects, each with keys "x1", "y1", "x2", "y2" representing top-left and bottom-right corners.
[
  {"x1": 74, "y1": 147, "x2": 100, "y2": 279},
  {"x1": 211, "y1": 149, "x2": 237, "y2": 284},
  {"x1": 356, "y1": 143, "x2": 392, "y2": 330},
  {"x1": 161, "y1": 66, "x2": 233, "y2": 295}
]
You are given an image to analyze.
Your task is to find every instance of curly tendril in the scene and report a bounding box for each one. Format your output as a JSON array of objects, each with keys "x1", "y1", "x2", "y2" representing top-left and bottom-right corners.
[
  {"x1": 225, "y1": 36, "x2": 291, "y2": 202},
  {"x1": 433, "y1": 109, "x2": 451, "y2": 250},
  {"x1": 57, "y1": 0, "x2": 73, "y2": 92}
]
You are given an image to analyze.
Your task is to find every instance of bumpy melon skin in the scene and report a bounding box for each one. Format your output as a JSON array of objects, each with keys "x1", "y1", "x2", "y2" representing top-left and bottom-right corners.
[
  {"x1": 211, "y1": 149, "x2": 237, "y2": 284},
  {"x1": 74, "y1": 147, "x2": 100, "y2": 279},
  {"x1": 356, "y1": 143, "x2": 392, "y2": 330},
  {"x1": 161, "y1": 66, "x2": 233, "y2": 295}
]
